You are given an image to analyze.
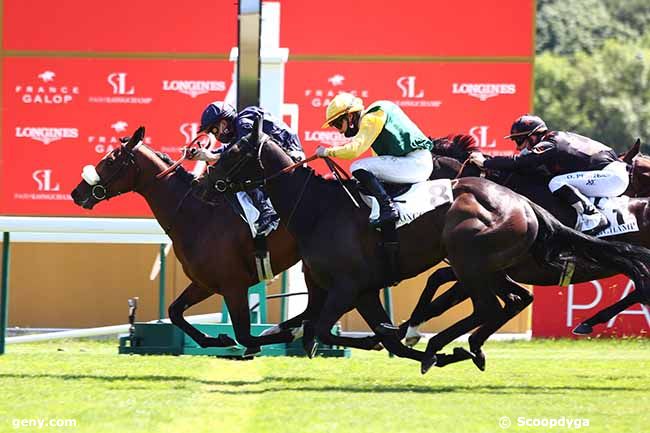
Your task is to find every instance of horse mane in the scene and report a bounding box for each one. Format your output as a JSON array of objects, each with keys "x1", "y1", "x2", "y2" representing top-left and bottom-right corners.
[
  {"x1": 154, "y1": 151, "x2": 196, "y2": 185},
  {"x1": 430, "y1": 134, "x2": 480, "y2": 162}
]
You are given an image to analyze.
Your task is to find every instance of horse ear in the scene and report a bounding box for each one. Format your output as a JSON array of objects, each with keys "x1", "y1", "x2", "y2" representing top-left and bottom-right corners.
[
  {"x1": 622, "y1": 138, "x2": 641, "y2": 164},
  {"x1": 126, "y1": 126, "x2": 145, "y2": 149},
  {"x1": 250, "y1": 116, "x2": 261, "y2": 147}
]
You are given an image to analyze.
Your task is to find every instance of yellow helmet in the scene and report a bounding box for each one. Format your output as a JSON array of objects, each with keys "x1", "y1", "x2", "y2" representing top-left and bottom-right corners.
[{"x1": 322, "y1": 92, "x2": 364, "y2": 128}]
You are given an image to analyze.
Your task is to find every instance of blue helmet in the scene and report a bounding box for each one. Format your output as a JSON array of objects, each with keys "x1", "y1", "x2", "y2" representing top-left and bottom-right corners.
[{"x1": 199, "y1": 101, "x2": 237, "y2": 132}]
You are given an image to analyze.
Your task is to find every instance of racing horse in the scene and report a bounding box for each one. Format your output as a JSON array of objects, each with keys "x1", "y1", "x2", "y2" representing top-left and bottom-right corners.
[
  {"x1": 417, "y1": 135, "x2": 650, "y2": 337},
  {"x1": 70, "y1": 127, "x2": 383, "y2": 355},
  {"x1": 210, "y1": 119, "x2": 650, "y2": 373}
]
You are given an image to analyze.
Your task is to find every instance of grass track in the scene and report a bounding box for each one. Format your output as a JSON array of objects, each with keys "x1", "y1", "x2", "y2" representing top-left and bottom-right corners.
[{"x1": 0, "y1": 338, "x2": 648, "y2": 433}]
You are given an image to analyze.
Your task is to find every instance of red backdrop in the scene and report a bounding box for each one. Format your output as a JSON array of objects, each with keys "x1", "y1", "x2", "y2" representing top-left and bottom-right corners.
[
  {"x1": 533, "y1": 275, "x2": 650, "y2": 338},
  {"x1": 1, "y1": 0, "x2": 534, "y2": 217}
]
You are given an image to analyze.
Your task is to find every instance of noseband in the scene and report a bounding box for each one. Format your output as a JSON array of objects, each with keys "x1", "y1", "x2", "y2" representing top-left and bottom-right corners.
[{"x1": 82, "y1": 143, "x2": 140, "y2": 202}]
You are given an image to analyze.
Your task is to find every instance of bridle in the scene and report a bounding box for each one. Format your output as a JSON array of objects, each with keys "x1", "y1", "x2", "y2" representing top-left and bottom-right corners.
[
  {"x1": 83, "y1": 142, "x2": 141, "y2": 202},
  {"x1": 213, "y1": 135, "x2": 317, "y2": 194},
  {"x1": 81, "y1": 142, "x2": 191, "y2": 234}
]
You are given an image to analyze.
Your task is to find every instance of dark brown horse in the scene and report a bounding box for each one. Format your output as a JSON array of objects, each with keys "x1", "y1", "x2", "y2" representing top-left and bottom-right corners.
[
  {"x1": 210, "y1": 120, "x2": 650, "y2": 373},
  {"x1": 421, "y1": 135, "x2": 650, "y2": 337},
  {"x1": 70, "y1": 127, "x2": 384, "y2": 355}
]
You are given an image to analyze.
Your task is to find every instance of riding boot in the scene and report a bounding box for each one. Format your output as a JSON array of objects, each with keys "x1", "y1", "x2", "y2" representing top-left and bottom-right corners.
[
  {"x1": 247, "y1": 188, "x2": 279, "y2": 235},
  {"x1": 352, "y1": 169, "x2": 399, "y2": 226},
  {"x1": 553, "y1": 184, "x2": 609, "y2": 235}
]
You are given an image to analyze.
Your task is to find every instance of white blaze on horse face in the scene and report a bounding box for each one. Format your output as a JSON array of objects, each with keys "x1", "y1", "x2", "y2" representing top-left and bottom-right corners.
[{"x1": 82, "y1": 165, "x2": 101, "y2": 186}]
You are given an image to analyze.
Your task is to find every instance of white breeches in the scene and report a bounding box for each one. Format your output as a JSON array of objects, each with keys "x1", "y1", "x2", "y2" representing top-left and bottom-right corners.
[
  {"x1": 351, "y1": 149, "x2": 433, "y2": 184},
  {"x1": 548, "y1": 161, "x2": 630, "y2": 197}
]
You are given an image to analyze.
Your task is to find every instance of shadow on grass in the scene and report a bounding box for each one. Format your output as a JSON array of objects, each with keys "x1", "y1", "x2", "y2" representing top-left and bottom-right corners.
[
  {"x1": 208, "y1": 383, "x2": 645, "y2": 395},
  {"x1": 2, "y1": 373, "x2": 644, "y2": 395},
  {"x1": 0, "y1": 372, "x2": 313, "y2": 387}
]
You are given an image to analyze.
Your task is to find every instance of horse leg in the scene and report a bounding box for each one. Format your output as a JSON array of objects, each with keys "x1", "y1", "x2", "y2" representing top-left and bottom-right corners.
[
  {"x1": 422, "y1": 278, "x2": 504, "y2": 374},
  {"x1": 223, "y1": 290, "x2": 294, "y2": 357},
  {"x1": 573, "y1": 290, "x2": 644, "y2": 335},
  {"x1": 261, "y1": 266, "x2": 324, "y2": 339},
  {"x1": 466, "y1": 277, "x2": 533, "y2": 371},
  {"x1": 403, "y1": 281, "x2": 469, "y2": 347},
  {"x1": 355, "y1": 290, "x2": 433, "y2": 364},
  {"x1": 401, "y1": 267, "x2": 467, "y2": 346},
  {"x1": 305, "y1": 289, "x2": 385, "y2": 358},
  {"x1": 168, "y1": 283, "x2": 237, "y2": 348}
]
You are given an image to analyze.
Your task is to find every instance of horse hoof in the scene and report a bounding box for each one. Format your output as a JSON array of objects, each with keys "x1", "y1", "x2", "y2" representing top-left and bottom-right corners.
[
  {"x1": 259, "y1": 325, "x2": 282, "y2": 337},
  {"x1": 372, "y1": 343, "x2": 384, "y2": 351},
  {"x1": 218, "y1": 334, "x2": 238, "y2": 348},
  {"x1": 420, "y1": 354, "x2": 438, "y2": 375},
  {"x1": 471, "y1": 351, "x2": 486, "y2": 372},
  {"x1": 243, "y1": 346, "x2": 261, "y2": 358},
  {"x1": 303, "y1": 339, "x2": 318, "y2": 358},
  {"x1": 572, "y1": 323, "x2": 593, "y2": 335},
  {"x1": 375, "y1": 323, "x2": 399, "y2": 336},
  {"x1": 404, "y1": 335, "x2": 421, "y2": 347}
]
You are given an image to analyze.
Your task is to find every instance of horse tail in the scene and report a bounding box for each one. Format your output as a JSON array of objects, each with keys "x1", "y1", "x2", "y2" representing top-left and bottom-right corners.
[{"x1": 528, "y1": 199, "x2": 650, "y2": 299}]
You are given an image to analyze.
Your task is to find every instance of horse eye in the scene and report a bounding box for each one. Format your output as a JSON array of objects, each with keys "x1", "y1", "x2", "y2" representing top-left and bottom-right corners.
[{"x1": 106, "y1": 159, "x2": 114, "y2": 166}]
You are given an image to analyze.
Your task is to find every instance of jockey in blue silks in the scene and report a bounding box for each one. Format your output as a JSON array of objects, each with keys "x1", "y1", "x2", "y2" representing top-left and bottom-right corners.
[{"x1": 188, "y1": 101, "x2": 305, "y2": 232}]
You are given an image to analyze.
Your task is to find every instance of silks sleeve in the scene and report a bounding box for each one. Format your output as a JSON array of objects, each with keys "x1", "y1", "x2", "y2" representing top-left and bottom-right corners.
[{"x1": 324, "y1": 109, "x2": 386, "y2": 159}]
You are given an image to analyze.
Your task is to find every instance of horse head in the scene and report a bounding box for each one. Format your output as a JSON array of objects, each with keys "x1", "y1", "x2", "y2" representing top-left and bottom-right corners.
[
  {"x1": 71, "y1": 126, "x2": 145, "y2": 209},
  {"x1": 209, "y1": 117, "x2": 268, "y2": 193}
]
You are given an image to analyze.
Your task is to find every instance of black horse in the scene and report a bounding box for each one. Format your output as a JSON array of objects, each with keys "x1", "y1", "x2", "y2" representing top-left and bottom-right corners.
[
  {"x1": 210, "y1": 120, "x2": 650, "y2": 373},
  {"x1": 404, "y1": 135, "x2": 650, "y2": 340}
]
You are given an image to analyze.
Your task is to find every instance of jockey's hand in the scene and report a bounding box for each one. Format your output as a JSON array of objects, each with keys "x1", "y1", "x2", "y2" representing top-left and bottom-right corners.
[
  {"x1": 469, "y1": 152, "x2": 486, "y2": 169},
  {"x1": 316, "y1": 146, "x2": 329, "y2": 158},
  {"x1": 185, "y1": 147, "x2": 219, "y2": 162}
]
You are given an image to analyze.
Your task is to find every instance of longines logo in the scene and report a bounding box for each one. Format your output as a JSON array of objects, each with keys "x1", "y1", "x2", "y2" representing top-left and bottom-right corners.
[
  {"x1": 304, "y1": 74, "x2": 369, "y2": 109},
  {"x1": 14, "y1": 70, "x2": 80, "y2": 104},
  {"x1": 15, "y1": 127, "x2": 79, "y2": 145},
  {"x1": 33, "y1": 169, "x2": 60, "y2": 192},
  {"x1": 394, "y1": 76, "x2": 441, "y2": 108},
  {"x1": 162, "y1": 80, "x2": 226, "y2": 98},
  {"x1": 88, "y1": 72, "x2": 152, "y2": 104},
  {"x1": 452, "y1": 83, "x2": 516, "y2": 101},
  {"x1": 303, "y1": 130, "x2": 349, "y2": 146},
  {"x1": 87, "y1": 122, "x2": 152, "y2": 153}
]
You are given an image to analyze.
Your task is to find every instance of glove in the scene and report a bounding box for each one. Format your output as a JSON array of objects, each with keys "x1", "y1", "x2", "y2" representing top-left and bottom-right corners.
[
  {"x1": 316, "y1": 146, "x2": 329, "y2": 158},
  {"x1": 185, "y1": 147, "x2": 219, "y2": 162},
  {"x1": 468, "y1": 152, "x2": 486, "y2": 169}
]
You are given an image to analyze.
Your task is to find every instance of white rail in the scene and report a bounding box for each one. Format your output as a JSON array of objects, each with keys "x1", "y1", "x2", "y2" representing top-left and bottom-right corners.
[{"x1": 6, "y1": 313, "x2": 222, "y2": 344}]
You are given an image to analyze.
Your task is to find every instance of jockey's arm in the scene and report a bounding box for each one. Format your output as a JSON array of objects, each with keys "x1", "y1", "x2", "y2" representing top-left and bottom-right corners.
[
  {"x1": 234, "y1": 107, "x2": 264, "y2": 138},
  {"x1": 324, "y1": 109, "x2": 386, "y2": 159},
  {"x1": 484, "y1": 142, "x2": 556, "y2": 172}
]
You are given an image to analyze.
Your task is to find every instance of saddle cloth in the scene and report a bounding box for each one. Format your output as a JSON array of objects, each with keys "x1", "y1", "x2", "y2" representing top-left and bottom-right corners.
[
  {"x1": 361, "y1": 179, "x2": 454, "y2": 229},
  {"x1": 592, "y1": 196, "x2": 639, "y2": 238}
]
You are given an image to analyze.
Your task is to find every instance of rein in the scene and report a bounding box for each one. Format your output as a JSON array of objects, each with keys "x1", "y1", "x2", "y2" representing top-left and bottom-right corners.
[{"x1": 87, "y1": 143, "x2": 193, "y2": 234}]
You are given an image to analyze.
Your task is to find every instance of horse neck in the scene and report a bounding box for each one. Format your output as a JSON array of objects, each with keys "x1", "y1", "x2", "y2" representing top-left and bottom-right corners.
[
  {"x1": 133, "y1": 148, "x2": 196, "y2": 234},
  {"x1": 260, "y1": 142, "x2": 333, "y2": 235}
]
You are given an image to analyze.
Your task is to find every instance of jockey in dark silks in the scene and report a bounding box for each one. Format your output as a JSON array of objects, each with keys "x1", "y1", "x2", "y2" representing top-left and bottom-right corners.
[
  {"x1": 188, "y1": 101, "x2": 305, "y2": 232},
  {"x1": 470, "y1": 114, "x2": 629, "y2": 235}
]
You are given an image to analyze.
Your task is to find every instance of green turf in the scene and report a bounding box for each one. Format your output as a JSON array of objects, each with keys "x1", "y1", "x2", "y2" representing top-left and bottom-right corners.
[{"x1": 0, "y1": 338, "x2": 648, "y2": 433}]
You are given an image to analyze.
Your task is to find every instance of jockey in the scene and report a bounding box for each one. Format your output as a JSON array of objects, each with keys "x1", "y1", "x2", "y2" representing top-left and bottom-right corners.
[
  {"x1": 470, "y1": 114, "x2": 629, "y2": 235},
  {"x1": 188, "y1": 101, "x2": 306, "y2": 232},
  {"x1": 318, "y1": 92, "x2": 433, "y2": 226}
]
